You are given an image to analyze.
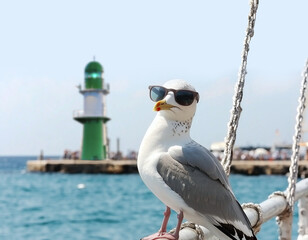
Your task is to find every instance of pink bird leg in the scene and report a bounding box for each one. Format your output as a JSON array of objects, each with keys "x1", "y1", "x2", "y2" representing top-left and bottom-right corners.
[{"x1": 142, "y1": 207, "x2": 184, "y2": 240}]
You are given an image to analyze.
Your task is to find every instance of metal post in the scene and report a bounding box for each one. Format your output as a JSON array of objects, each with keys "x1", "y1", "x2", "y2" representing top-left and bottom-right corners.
[{"x1": 298, "y1": 194, "x2": 308, "y2": 240}]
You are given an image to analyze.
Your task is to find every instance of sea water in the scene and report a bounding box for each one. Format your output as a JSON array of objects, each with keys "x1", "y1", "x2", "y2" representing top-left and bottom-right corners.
[{"x1": 0, "y1": 156, "x2": 301, "y2": 240}]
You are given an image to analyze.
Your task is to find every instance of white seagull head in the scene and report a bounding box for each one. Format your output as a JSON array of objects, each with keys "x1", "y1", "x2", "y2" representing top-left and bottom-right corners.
[{"x1": 149, "y1": 79, "x2": 199, "y2": 122}]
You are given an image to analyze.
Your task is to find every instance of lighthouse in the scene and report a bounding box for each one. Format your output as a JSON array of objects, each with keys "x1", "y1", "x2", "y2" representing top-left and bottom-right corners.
[{"x1": 74, "y1": 60, "x2": 110, "y2": 160}]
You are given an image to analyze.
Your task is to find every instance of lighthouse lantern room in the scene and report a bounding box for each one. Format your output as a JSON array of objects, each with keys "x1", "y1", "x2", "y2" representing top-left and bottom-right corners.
[{"x1": 74, "y1": 60, "x2": 110, "y2": 160}]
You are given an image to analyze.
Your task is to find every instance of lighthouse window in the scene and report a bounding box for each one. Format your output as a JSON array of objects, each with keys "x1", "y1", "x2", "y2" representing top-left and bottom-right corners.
[{"x1": 86, "y1": 72, "x2": 101, "y2": 78}]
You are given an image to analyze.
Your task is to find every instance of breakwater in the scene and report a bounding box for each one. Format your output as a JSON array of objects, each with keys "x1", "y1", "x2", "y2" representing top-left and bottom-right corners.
[
  {"x1": 27, "y1": 159, "x2": 308, "y2": 177},
  {"x1": 27, "y1": 159, "x2": 138, "y2": 174}
]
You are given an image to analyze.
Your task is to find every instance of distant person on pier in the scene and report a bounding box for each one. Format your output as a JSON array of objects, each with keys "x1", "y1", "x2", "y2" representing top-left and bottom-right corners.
[{"x1": 63, "y1": 150, "x2": 71, "y2": 159}]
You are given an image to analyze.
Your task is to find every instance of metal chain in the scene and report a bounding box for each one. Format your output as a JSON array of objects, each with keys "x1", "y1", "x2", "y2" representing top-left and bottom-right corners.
[
  {"x1": 286, "y1": 59, "x2": 308, "y2": 211},
  {"x1": 222, "y1": 0, "x2": 259, "y2": 175}
]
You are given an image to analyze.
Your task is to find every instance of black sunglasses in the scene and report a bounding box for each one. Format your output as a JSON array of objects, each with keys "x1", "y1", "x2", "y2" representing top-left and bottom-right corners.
[{"x1": 149, "y1": 85, "x2": 199, "y2": 106}]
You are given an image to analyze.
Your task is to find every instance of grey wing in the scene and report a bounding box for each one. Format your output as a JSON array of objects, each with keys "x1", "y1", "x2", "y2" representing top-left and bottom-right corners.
[
  {"x1": 157, "y1": 146, "x2": 256, "y2": 239},
  {"x1": 168, "y1": 141, "x2": 230, "y2": 190}
]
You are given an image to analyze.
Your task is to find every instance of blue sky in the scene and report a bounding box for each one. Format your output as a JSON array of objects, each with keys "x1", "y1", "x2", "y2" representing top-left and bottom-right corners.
[{"x1": 0, "y1": 0, "x2": 307, "y2": 155}]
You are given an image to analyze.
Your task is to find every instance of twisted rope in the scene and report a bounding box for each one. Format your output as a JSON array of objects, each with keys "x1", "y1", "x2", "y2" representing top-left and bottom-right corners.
[
  {"x1": 242, "y1": 202, "x2": 263, "y2": 233},
  {"x1": 222, "y1": 0, "x2": 259, "y2": 176},
  {"x1": 169, "y1": 222, "x2": 205, "y2": 240},
  {"x1": 286, "y1": 59, "x2": 308, "y2": 211}
]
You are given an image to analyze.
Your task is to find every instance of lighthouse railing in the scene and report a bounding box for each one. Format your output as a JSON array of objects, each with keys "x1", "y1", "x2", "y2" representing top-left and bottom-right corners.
[
  {"x1": 73, "y1": 110, "x2": 84, "y2": 118},
  {"x1": 73, "y1": 109, "x2": 105, "y2": 119},
  {"x1": 171, "y1": 178, "x2": 308, "y2": 240}
]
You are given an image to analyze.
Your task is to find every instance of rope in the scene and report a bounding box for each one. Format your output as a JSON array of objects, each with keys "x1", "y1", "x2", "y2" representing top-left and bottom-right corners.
[
  {"x1": 242, "y1": 202, "x2": 263, "y2": 233},
  {"x1": 286, "y1": 59, "x2": 308, "y2": 211},
  {"x1": 222, "y1": 0, "x2": 259, "y2": 176},
  {"x1": 268, "y1": 191, "x2": 286, "y2": 199},
  {"x1": 268, "y1": 191, "x2": 291, "y2": 219},
  {"x1": 169, "y1": 222, "x2": 205, "y2": 240}
]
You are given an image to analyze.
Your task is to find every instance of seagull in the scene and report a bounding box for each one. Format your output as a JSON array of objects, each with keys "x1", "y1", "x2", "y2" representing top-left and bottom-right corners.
[{"x1": 138, "y1": 79, "x2": 257, "y2": 240}]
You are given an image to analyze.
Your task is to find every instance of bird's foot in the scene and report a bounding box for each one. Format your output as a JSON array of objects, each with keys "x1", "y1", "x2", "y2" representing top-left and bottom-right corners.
[{"x1": 141, "y1": 232, "x2": 178, "y2": 240}]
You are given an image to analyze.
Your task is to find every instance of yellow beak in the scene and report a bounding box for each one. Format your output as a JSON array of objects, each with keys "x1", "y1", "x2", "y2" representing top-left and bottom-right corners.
[{"x1": 153, "y1": 100, "x2": 175, "y2": 112}]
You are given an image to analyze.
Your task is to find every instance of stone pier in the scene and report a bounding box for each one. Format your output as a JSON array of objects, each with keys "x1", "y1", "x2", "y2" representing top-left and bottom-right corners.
[{"x1": 27, "y1": 159, "x2": 308, "y2": 176}]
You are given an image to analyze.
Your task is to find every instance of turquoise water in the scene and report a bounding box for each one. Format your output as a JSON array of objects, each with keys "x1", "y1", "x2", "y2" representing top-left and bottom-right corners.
[{"x1": 0, "y1": 156, "x2": 301, "y2": 240}]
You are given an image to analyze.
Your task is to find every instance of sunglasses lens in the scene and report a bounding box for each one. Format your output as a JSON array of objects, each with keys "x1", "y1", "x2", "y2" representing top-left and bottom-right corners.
[
  {"x1": 150, "y1": 86, "x2": 167, "y2": 102},
  {"x1": 175, "y1": 90, "x2": 195, "y2": 106}
]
